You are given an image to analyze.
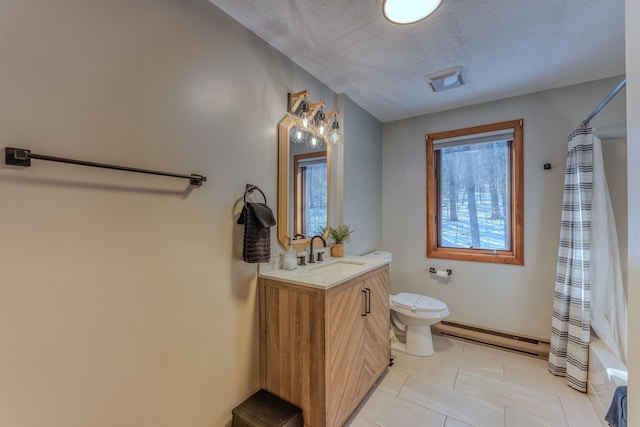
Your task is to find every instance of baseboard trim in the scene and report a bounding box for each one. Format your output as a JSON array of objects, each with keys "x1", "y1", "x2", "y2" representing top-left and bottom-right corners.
[{"x1": 432, "y1": 320, "x2": 550, "y2": 359}]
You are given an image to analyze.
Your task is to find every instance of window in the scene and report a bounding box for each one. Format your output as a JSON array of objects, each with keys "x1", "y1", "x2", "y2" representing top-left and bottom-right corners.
[
  {"x1": 426, "y1": 120, "x2": 524, "y2": 265},
  {"x1": 294, "y1": 151, "x2": 328, "y2": 237}
]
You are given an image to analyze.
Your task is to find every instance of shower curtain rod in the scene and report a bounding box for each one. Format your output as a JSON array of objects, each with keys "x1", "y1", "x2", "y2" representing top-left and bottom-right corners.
[{"x1": 580, "y1": 78, "x2": 626, "y2": 128}]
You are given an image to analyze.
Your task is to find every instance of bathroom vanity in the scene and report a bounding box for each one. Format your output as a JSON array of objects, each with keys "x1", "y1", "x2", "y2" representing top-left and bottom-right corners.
[{"x1": 258, "y1": 257, "x2": 390, "y2": 427}]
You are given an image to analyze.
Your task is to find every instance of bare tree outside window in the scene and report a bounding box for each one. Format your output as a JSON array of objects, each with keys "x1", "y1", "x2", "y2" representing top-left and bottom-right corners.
[
  {"x1": 427, "y1": 120, "x2": 524, "y2": 265},
  {"x1": 303, "y1": 162, "x2": 328, "y2": 235},
  {"x1": 438, "y1": 141, "x2": 510, "y2": 250},
  {"x1": 294, "y1": 152, "x2": 328, "y2": 237}
]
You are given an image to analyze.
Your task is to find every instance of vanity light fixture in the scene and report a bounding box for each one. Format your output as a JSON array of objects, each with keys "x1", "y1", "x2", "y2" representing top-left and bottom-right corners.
[
  {"x1": 425, "y1": 65, "x2": 465, "y2": 92},
  {"x1": 383, "y1": 0, "x2": 442, "y2": 25},
  {"x1": 288, "y1": 90, "x2": 344, "y2": 148}
]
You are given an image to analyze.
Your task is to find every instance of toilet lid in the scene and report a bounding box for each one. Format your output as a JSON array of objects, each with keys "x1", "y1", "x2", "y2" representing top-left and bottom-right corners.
[{"x1": 391, "y1": 292, "x2": 447, "y2": 312}]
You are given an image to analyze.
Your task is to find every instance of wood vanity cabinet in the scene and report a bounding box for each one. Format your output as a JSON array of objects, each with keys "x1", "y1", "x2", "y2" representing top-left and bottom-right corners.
[{"x1": 258, "y1": 264, "x2": 390, "y2": 427}]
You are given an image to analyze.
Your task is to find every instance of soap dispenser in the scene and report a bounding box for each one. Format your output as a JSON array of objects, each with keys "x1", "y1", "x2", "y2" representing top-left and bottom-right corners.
[{"x1": 283, "y1": 237, "x2": 298, "y2": 270}]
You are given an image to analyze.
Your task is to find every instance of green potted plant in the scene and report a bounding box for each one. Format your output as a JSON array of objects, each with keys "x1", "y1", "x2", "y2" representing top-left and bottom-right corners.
[{"x1": 326, "y1": 224, "x2": 354, "y2": 257}]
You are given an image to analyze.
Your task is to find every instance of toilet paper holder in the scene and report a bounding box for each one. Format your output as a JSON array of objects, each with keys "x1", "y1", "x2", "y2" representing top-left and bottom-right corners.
[{"x1": 429, "y1": 267, "x2": 452, "y2": 276}]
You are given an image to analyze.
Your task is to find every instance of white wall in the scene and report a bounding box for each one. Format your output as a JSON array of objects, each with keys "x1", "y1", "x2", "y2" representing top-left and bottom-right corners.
[
  {"x1": 625, "y1": 0, "x2": 639, "y2": 420},
  {"x1": 381, "y1": 76, "x2": 627, "y2": 339},
  {"x1": 602, "y1": 137, "x2": 628, "y2": 293},
  {"x1": 343, "y1": 96, "x2": 383, "y2": 255},
  {"x1": 0, "y1": 1, "x2": 381, "y2": 426}
]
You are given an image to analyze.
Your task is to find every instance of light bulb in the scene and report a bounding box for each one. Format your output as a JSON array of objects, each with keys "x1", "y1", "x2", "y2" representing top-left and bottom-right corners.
[
  {"x1": 328, "y1": 115, "x2": 344, "y2": 145},
  {"x1": 299, "y1": 97, "x2": 314, "y2": 131},
  {"x1": 308, "y1": 135, "x2": 320, "y2": 148},
  {"x1": 315, "y1": 108, "x2": 328, "y2": 136},
  {"x1": 317, "y1": 121, "x2": 326, "y2": 135},
  {"x1": 301, "y1": 114, "x2": 311, "y2": 129},
  {"x1": 329, "y1": 131, "x2": 344, "y2": 145}
]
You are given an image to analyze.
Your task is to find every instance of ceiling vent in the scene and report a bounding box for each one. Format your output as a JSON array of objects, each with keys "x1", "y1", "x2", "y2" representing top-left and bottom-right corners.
[{"x1": 425, "y1": 66, "x2": 465, "y2": 92}]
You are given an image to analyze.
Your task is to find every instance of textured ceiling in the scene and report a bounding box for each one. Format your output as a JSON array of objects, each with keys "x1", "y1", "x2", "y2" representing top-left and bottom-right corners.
[{"x1": 209, "y1": 0, "x2": 625, "y2": 122}]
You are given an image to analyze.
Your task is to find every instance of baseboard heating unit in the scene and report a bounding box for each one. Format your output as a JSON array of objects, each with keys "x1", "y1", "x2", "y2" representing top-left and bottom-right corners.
[{"x1": 432, "y1": 320, "x2": 550, "y2": 359}]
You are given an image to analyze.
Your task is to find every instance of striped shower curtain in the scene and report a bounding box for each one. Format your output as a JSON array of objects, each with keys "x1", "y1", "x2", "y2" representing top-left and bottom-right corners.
[{"x1": 548, "y1": 128, "x2": 593, "y2": 392}]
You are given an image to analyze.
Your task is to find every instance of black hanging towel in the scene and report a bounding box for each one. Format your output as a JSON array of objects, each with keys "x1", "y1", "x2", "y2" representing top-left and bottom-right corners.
[{"x1": 237, "y1": 185, "x2": 276, "y2": 263}]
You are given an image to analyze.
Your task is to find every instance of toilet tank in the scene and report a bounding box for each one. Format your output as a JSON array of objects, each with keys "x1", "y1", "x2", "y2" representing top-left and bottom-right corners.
[{"x1": 363, "y1": 251, "x2": 392, "y2": 262}]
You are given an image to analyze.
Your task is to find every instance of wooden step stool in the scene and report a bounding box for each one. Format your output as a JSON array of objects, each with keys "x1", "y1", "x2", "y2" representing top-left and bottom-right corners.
[{"x1": 232, "y1": 389, "x2": 302, "y2": 427}]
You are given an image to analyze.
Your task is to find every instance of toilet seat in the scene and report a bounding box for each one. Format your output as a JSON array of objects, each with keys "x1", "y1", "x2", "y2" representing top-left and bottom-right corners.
[{"x1": 391, "y1": 292, "x2": 447, "y2": 313}]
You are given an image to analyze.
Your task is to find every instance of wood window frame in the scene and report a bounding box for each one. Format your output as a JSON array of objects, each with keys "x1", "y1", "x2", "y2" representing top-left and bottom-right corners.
[{"x1": 426, "y1": 119, "x2": 524, "y2": 265}]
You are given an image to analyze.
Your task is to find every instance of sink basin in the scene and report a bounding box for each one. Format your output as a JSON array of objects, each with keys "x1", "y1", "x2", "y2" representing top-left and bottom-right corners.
[
  {"x1": 259, "y1": 255, "x2": 390, "y2": 289},
  {"x1": 307, "y1": 259, "x2": 367, "y2": 272}
]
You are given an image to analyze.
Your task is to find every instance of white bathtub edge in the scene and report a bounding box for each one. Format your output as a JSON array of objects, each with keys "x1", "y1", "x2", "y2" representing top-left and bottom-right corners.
[{"x1": 588, "y1": 334, "x2": 627, "y2": 423}]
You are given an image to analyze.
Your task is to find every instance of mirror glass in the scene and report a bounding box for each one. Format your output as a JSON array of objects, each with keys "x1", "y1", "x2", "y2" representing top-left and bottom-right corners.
[
  {"x1": 292, "y1": 149, "x2": 327, "y2": 237},
  {"x1": 278, "y1": 115, "x2": 331, "y2": 249}
]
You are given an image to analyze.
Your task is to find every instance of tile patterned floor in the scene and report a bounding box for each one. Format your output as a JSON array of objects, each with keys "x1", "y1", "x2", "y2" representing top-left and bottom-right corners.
[{"x1": 345, "y1": 335, "x2": 605, "y2": 427}]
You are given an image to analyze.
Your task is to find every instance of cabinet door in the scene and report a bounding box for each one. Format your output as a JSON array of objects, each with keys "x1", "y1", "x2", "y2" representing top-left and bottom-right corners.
[
  {"x1": 362, "y1": 270, "x2": 390, "y2": 387},
  {"x1": 327, "y1": 281, "x2": 366, "y2": 426}
]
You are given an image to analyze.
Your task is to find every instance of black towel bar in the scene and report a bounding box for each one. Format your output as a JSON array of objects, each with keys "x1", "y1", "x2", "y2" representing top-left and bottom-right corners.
[{"x1": 5, "y1": 147, "x2": 206, "y2": 187}]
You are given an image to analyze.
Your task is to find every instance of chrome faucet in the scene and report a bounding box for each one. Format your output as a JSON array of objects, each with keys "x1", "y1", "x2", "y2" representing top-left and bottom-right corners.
[{"x1": 308, "y1": 235, "x2": 327, "y2": 263}]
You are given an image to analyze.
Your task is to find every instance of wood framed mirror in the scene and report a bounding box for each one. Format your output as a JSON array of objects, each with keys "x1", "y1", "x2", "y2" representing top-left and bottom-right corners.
[{"x1": 277, "y1": 114, "x2": 331, "y2": 250}]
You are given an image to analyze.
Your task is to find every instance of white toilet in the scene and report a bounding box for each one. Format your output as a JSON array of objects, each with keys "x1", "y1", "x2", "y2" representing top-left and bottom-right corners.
[
  {"x1": 389, "y1": 292, "x2": 449, "y2": 356},
  {"x1": 363, "y1": 251, "x2": 450, "y2": 357}
]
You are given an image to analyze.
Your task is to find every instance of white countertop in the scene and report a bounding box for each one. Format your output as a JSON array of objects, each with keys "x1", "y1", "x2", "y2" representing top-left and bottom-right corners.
[{"x1": 258, "y1": 256, "x2": 390, "y2": 289}]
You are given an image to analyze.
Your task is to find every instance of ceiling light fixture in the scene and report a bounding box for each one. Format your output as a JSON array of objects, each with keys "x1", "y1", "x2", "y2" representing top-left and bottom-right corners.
[
  {"x1": 425, "y1": 66, "x2": 465, "y2": 92},
  {"x1": 383, "y1": 0, "x2": 442, "y2": 25}
]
